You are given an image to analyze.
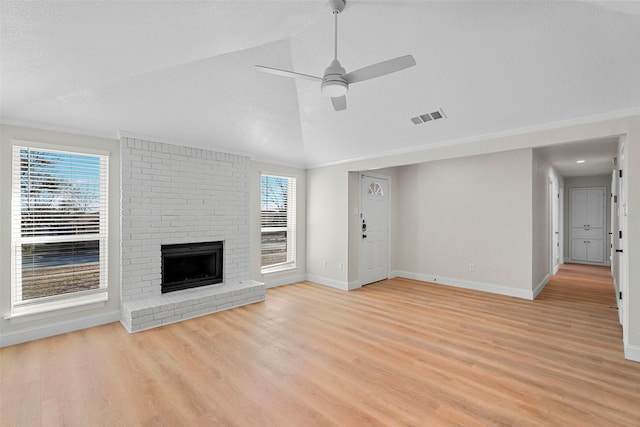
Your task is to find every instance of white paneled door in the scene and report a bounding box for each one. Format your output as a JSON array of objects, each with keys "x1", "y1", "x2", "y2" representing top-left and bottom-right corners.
[
  {"x1": 570, "y1": 187, "x2": 606, "y2": 263},
  {"x1": 360, "y1": 175, "x2": 389, "y2": 285}
]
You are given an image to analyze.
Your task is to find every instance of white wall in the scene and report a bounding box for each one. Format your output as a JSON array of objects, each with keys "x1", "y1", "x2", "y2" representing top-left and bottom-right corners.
[
  {"x1": 347, "y1": 171, "x2": 362, "y2": 287},
  {"x1": 390, "y1": 149, "x2": 534, "y2": 296},
  {"x1": 306, "y1": 164, "x2": 350, "y2": 290},
  {"x1": 562, "y1": 175, "x2": 612, "y2": 264},
  {"x1": 249, "y1": 161, "x2": 306, "y2": 288},
  {"x1": 531, "y1": 150, "x2": 549, "y2": 289},
  {"x1": 532, "y1": 152, "x2": 565, "y2": 287},
  {"x1": 532, "y1": 150, "x2": 565, "y2": 282},
  {"x1": 0, "y1": 125, "x2": 121, "y2": 346},
  {"x1": 391, "y1": 166, "x2": 418, "y2": 276},
  {"x1": 531, "y1": 151, "x2": 565, "y2": 293}
]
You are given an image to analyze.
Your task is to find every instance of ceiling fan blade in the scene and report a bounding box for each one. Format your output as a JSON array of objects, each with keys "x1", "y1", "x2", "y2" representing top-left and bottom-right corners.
[
  {"x1": 343, "y1": 55, "x2": 416, "y2": 84},
  {"x1": 331, "y1": 95, "x2": 347, "y2": 111},
  {"x1": 254, "y1": 65, "x2": 322, "y2": 82}
]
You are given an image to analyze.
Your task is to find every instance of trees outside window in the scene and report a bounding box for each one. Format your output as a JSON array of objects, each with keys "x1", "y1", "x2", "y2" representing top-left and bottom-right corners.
[
  {"x1": 11, "y1": 146, "x2": 108, "y2": 312},
  {"x1": 260, "y1": 174, "x2": 296, "y2": 270}
]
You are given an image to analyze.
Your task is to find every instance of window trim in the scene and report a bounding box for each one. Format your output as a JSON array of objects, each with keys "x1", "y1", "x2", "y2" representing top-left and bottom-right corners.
[
  {"x1": 5, "y1": 292, "x2": 108, "y2": 321},
  {"x1": 260, "y1": 173, "x2": 297, "y2": 273},
  {"x1": 10, "y1": 142, "x2": 109, "y2": 315}
]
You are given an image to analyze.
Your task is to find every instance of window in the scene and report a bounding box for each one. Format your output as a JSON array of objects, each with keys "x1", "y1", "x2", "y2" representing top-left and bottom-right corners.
[
  {"x1": 260, "y1": 174, "x2": 296, "y2": 271},
  {"x1": 11, "y1": 145, "x2": 108, "y2": 315},
  {"x1": 368, "y1": 181, "x2": 384, "y2": 196}
]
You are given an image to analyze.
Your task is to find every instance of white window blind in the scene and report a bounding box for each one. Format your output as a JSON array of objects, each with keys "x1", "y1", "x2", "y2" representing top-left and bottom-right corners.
[
  {"x1": 11, "y1": 145, "x2": 108, "y2": 313},
  {"x1": 260, "y1": 174, "x2": 296, "y2": 270}
]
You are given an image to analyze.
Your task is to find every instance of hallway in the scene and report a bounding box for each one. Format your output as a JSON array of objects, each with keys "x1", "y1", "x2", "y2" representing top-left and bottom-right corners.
[{"x1": 542, "y1": 263, "x2": 616, "y2": 304}]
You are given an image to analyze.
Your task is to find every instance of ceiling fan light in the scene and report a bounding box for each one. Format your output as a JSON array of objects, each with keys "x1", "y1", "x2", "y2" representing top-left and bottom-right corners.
[{"x1": 321, "y1": 80, "x2": 348, "y2": 97}]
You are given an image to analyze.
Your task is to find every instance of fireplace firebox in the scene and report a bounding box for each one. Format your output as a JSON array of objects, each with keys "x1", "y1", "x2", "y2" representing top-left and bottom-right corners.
[{"x1": 161, "y1": 241, "x2": 223, "y2": 293}]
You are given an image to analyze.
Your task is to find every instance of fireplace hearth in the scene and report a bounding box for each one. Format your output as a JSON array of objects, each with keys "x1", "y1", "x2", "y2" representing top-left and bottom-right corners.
[{"x1": 161, "y1": 241, "x2": 223, "y2": 293}]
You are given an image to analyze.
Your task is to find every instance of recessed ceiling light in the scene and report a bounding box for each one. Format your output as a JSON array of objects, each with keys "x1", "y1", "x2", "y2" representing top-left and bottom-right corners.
[{"x1": 576, "y1": 160, "x2": 586, "y2": 164}]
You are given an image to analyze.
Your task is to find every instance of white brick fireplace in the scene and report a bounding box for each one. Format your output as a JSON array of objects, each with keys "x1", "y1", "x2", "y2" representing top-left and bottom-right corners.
[{"x1": 119, "y1": 137, "x2": 264, "y2": 332}]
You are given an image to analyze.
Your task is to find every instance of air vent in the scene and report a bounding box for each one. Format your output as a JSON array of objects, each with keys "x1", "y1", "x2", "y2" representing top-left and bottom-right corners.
[{"x1": 411, "y1": 109, "x2": 447, "y2": 125}]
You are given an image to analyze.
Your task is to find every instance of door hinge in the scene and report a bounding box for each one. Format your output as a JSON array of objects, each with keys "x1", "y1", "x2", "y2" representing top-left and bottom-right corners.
[
  {"x1": 614, "y1": 195, "x2": 618, "y2": 203},
  {"x1": 619, "y1": 169, "x2": 623, "y2": 178},
  {"x1": 619, "y1": 230, "x2": 622, "y2": 239},
  {"x1": 619, "y1": 291, "x2": 622, "y2": 300},
  {"x1": 616, "y1": 249, "x2": 623, "y2": 253}
]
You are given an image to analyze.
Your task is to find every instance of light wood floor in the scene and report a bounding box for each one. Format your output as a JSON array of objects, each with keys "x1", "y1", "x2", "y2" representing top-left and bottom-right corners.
[{"x1": 2, "y1": 264, "x2": 639, "y2": 426}]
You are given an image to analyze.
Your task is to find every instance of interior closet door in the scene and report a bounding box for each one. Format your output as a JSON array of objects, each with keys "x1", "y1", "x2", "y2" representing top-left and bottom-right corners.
[{"x1": 570, "y1": 187, "x2": 605, "y2": 263}]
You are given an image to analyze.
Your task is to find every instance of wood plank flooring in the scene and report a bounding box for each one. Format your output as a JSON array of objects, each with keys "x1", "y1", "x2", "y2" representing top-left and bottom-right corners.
[{"x1": 2, "y1": 263, "x2": 639, "y2": 426}]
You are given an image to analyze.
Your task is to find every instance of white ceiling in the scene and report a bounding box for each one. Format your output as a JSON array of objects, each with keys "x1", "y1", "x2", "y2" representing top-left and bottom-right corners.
[
  {"x1": 2, "y1": 1, "x2": 640, "y2": 168},
  {"x1": 535, "y1": 137, "x2": 619, "y2": 177}
]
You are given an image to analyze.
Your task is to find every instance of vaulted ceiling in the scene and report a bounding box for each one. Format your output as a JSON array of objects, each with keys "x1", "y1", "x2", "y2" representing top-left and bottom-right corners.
[{"x1": 2, "y1": 1, "x2": 639, "y2": 168}]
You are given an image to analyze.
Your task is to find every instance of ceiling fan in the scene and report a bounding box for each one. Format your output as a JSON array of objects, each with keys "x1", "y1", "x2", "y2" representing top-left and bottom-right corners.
[{"x1": 255, "y1": 0, "x2": 416, "y2": 111}]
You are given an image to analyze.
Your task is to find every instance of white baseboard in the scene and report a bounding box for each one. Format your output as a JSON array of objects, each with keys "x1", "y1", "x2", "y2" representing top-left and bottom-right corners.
[
  {"x1": 391, "y1": 270, "x2": 533, "y2": 300},
  {"x1": 264, "y1": 274, "x2": 307, "y2": 289},
  {"x1": 0, "y1": 310, "x2": 121, "y2": 348},
  {"x1": 565, "y1": 259, "x2": 611, "y2": 267},
  {"x1": 532, "y1": 274, "x2": 551, "y2": 299},
  {"x1": 624, "y1": 344, "x2": 640, "y2": 363},
  {"x1": 305, "y1": 274, "x2": 349, "y2": 291},
  {"x1": 263, "y1": 273, "x2": 355, "y2": 291},
  {"x1": 348, "y1": 280, "x2": 362, "y2": 290}
]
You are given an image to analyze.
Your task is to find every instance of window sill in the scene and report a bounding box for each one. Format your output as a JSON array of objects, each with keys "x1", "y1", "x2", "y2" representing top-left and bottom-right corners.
[
  {"x1": 261, "y1": 264, "x2": 298, "y2": 275},
  {"x1": 5, "y1": 292, "x2": 108, "y2": 324}
]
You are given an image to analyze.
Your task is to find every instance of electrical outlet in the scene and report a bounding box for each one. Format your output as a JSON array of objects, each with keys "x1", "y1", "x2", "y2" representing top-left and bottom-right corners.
[
  {"x1": 468, "y1": 263, "x2": 475, "y2": 272},
  {"x1": 321, "y1": 259, "x2": 327, "y2": 268},
  {"x1": 338, "y1": 263, "x2": 343, "y2": 271}
]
